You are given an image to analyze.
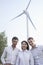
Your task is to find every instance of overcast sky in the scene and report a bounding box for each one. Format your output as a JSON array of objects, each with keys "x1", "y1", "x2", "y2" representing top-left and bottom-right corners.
[{"x1": 0, "y1": 0, "x2": 43, "y2": 49}]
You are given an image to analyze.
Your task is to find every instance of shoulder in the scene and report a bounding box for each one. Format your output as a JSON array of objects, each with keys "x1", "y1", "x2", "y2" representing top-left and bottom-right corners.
[
  {"x1": 37, "y1": 45, "x2": 43, "y2": 50},
  {"x1": 28, "y1": 50, "x2": 33, "y2": 56},
  {"x1": 18, "y1": 51, "x2": 22, "y2": 54},
  {"x1": 28, "y1": 50, "x2": 32, "y2": 53},
  {"x1": 4, "y1": 46, "x2": 8, "y2": 50},
  {"x1": 16, "y1": 48, "x2": 20, "y2": 52},
  {"x1": 4, "y1": 46, "x2": 12, "y2": 51},
  {"x1": 3, "y1": 46, "x2": 9, "y2": 52}
]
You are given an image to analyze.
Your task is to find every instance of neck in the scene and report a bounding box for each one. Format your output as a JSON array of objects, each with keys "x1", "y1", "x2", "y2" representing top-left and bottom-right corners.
[
  {"x1": 22, "y1": 49, "x2": 27, "y2": 51},
  {"x1": 32, "y1": 44, "x2": 36, "y2": 48},
  {"x1": 12, "y1": 45, "x2": 16, "y2": 49}
]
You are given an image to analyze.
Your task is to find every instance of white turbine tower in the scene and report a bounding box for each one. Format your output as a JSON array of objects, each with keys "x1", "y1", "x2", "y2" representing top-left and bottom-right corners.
[{"x1": 10, "y1": 0, "x2": 36, "y2": 39}]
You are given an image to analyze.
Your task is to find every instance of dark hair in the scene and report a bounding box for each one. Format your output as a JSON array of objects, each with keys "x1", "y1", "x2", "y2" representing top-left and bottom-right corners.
[
  {"x1": 21, "y1": 40, "x2": 29, "y2": 50},
  {"x1": 12, "y1": 36, "x2": 19, "y2": 41},
  {"x1": 28, "y1": 37, "x2": 34, "y2": 40}
]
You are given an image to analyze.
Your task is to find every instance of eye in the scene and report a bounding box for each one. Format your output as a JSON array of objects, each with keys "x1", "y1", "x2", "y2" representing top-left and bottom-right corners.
[{"x1": 29, "y1": 41, "x2": 32, "y2": 43}]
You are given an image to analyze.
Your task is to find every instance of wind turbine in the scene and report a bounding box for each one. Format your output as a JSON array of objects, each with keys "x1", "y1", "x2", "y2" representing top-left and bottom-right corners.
[{"x1": 10, "y1": 0, "x2": 36, "y2": 39}]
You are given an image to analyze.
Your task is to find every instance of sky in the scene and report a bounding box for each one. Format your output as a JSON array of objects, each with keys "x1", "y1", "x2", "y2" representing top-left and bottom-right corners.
[{"x1": 0, "y1": 0, "x2": 43, "y2": 49}]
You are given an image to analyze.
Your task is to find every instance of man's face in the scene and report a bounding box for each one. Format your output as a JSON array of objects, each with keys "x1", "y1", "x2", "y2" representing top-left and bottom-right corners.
[
  {"x1": 28, "y1": 39, "x2": 35, "y2": 47},
  {"x1": 12, "y1": 39, "x2": 18, "y2": 46}
]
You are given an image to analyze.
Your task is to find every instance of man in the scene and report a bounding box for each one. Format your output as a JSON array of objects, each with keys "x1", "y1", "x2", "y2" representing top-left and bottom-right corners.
[
  {"x1": 27, "y1": 37, "x2": 43, "y2": 65},
  {"x1": 1, "y1": 36, "x2": 20, "y2": 65}
]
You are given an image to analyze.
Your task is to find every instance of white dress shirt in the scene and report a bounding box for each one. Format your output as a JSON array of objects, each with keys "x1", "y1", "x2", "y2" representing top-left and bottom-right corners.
[
  {"x1": 1, "y1": 46, "x2": 19, "y2": 65},
  {"x1": 16, "y1": 50, "x2": 34, "y2": 65}
]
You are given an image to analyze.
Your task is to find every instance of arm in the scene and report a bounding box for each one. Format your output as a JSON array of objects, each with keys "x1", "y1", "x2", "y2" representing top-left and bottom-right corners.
[
  {"x1": 29, "y1": 52, "x2": 34, "y2": 65},
  {"x1": 1, "y1": 47, "x2": 7, "y2": 65}
]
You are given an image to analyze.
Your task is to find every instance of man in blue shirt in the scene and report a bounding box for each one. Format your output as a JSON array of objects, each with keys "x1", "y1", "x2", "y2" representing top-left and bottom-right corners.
[{"x1": 27, "y1": 37, "x2": 43, "y2": 65}]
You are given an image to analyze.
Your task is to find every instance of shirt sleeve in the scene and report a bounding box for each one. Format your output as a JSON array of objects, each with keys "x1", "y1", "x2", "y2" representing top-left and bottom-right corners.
[
  {"x1": 29, "y1": 52, "x2": 34, "y2": 65},
  {"x1": 1, "y1": 47, "x2": 7, "y2": 64}
]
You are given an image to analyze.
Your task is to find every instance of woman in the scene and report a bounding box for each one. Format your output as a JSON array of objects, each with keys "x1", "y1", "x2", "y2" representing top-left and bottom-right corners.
[{"x1": 16, "y1": 40, "x2": 34, "y2": 65}]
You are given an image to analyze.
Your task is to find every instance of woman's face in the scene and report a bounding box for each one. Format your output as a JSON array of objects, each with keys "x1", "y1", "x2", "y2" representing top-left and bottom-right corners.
[{"x1": 21, "y1": 42, "x2": 27, "y2": 50}]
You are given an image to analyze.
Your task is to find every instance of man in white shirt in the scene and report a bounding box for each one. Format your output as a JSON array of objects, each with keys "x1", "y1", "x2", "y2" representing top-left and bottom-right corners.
[{"x1": 1, "y1": 36, "x2": 20, "y2": 65}]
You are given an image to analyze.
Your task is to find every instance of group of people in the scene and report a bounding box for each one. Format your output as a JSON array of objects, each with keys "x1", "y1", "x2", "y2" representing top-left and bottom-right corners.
[{"x1": 1, "y1": 36, "x2": 43, "y2": 65}]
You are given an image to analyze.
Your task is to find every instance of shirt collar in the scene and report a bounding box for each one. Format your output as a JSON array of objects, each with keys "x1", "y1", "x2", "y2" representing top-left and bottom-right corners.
[
  {"x1": 11, "y1": 45, "x2": 16, "y2": 50},
  {"x1": 22, "y1": 49, "x2": 28, "y2": 52}
]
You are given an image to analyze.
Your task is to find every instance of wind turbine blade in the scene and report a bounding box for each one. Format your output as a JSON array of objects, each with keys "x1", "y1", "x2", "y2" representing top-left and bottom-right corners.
[
  {"x1": 28, "y1": 15, "x2": 36, "y2": 29},
  {"x1": 10, "y1": 12, "x2": 24, "y2": 21},
  {"x1": 25, "y1": 11, "x2": 36, "y2": 29},
  {"x1": 26, "y1": 0, "x2": 31, "y2": 10}
]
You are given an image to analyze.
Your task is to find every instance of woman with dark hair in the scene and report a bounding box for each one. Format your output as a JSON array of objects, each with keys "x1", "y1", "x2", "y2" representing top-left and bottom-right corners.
[
  {"x1": 21, "y1": 41, "x2": 29, "y2": 50},
  {"x1": 16, "y1": 40, "x2": 34, "y2": 65}
]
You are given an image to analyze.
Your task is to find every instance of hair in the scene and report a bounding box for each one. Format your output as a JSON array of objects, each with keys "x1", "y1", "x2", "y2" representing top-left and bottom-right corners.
[
  {"x1": 28, "y1": 37, "x2": 34, "y2": 40},
  {"x1": 21, "y1": 40, "x2": 29, "y2": 50},
  {"x1": 12, "y1": 36, "x2": 19, "y2": 41}
]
